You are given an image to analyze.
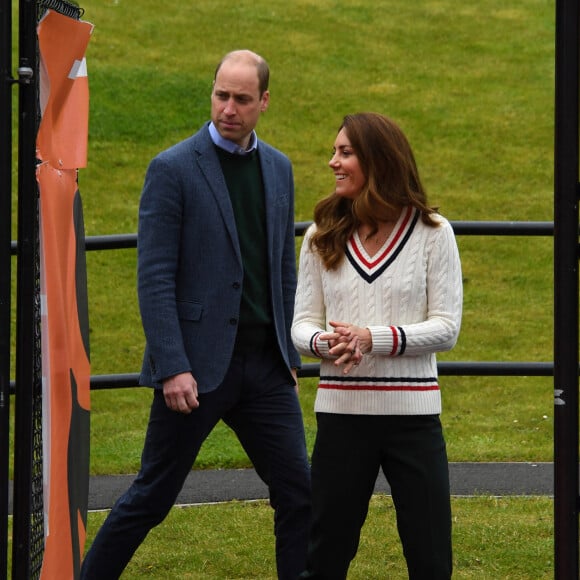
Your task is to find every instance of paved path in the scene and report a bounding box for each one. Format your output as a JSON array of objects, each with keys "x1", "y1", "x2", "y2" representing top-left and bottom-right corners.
[
  {"x1": 6, "y1": 462, "x2": 555, "y2": 513},
  {"x1": 83, "y1": 462, "x2": 554, "y2": 511}
]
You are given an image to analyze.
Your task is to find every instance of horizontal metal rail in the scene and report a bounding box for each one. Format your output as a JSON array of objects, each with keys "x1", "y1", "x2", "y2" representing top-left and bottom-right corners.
[
  {"x1": 297, "y1": 221, "x2": 555, "y2": 237},
  {"x1": 6, "y1": 361, "x2": 556, "y2": 393},
  {"x1": 9, "y1": 220, "x2": 557, "y2": 254},
  {"x1": 87, "y1": 361, "x2": 556, "y2": 391}
]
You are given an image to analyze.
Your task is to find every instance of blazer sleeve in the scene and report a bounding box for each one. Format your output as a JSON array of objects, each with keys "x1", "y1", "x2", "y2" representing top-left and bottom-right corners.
[
  {"x1": 137, "y1": 153, "x2": 192, "y2": 384},
  {"x1": 261, "y1": 143, "x2": 302, "y2": 370},
  {"x1": 281, "y1": 164, "x2": 302, "y2": 370}
]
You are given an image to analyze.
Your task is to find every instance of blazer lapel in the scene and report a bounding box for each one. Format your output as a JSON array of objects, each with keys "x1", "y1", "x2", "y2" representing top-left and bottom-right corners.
[
  {"x1": 193, "y1": 128, "x2": 242, "y2": 259},
  {"x1": 259, "y1": 146, "x2": 277, "y2": 262}
]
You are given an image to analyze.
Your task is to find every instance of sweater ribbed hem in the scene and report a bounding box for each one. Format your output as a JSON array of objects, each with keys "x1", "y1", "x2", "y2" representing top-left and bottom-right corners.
[{"x1": 314, "y1": 388, "x2": 442, "y2": 415}]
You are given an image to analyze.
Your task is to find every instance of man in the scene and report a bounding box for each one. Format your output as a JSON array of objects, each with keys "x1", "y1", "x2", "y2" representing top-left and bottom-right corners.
[{"x1": 81, "y1": 50, "x2": 311, "y2": 579}]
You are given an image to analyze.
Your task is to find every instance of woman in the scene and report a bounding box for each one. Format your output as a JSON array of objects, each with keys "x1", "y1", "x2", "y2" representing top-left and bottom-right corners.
[{"x1": 292, "y1": 113, "x2": 463, "y2": 579}]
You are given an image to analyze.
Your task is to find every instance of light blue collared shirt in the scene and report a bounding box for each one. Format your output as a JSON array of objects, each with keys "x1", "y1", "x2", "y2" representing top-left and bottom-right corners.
[{"x1": 209, "y1": 122, "x2": 258, "y2": 155}]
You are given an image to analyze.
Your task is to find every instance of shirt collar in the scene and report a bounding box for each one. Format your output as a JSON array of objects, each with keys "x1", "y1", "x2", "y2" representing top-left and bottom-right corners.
[{"x1": 209, "y1": 122, "x2": 258, "y2": 155}]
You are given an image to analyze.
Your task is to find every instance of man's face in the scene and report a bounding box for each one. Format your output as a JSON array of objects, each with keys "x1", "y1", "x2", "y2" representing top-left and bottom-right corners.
[{"x1": 211, "y1": 60, "x2": 269, "y2": 149}]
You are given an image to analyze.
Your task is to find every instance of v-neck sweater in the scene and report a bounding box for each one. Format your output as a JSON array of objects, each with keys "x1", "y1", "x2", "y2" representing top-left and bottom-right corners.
[{"x1": 291, "y1": 206, "x2": 463, "y2": 415}]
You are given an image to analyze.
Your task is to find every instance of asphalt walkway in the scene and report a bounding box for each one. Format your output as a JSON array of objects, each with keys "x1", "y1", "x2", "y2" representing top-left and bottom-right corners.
[{"x1": 82, "y1": 462, "x2": 554, "y2": 511}]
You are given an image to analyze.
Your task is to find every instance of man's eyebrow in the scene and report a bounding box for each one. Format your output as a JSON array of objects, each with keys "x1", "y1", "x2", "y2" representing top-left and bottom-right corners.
[{"x1": 214, "y1": 89, "x2": 253, "y2": 99}]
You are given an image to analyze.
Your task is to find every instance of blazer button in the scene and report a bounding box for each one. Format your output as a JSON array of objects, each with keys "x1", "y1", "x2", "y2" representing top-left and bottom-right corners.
[
  {"x1": 232, "y1": 282, "x2": 241, "y2": 290},
  {"x1": 229, "y1": 318, "x2": 238, "y2": 325}
]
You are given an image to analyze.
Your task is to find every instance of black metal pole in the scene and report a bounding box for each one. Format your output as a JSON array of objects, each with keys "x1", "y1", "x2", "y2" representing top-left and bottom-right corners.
[
  {"x1": 12, "y1": 0, "x2": 39, "y2": 577},
  {"x1": 554, "y1": 0, "x2": 580, "y2": 577},
  {"x1": 0, "y1": 0, "x2": 14, "y2": 576}
]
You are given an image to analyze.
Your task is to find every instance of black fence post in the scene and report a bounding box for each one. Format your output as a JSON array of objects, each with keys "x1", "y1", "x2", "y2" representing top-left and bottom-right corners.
[
  {"x1": 0, "y1": 0, "x2": 14, "y2": 577},
  {"x1": 12, "y1": 0, "x2": 40, "y2": 577},
  {"x1": 554, "y1": 0, "x2": 580, "y2": 577}
]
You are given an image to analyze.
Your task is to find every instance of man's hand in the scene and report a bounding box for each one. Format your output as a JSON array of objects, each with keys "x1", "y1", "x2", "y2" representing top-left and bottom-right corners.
[
  {"x1": 162, "y1": 372, "x2": 199, "y2": 414},
  {"x1": 291, "y1": 367, "x2": 299, "y2": 395}
]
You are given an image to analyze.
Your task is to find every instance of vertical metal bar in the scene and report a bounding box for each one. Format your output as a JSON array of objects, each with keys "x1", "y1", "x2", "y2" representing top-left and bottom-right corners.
[
  {"x1": 554, "y1": 0, "x2": 580, "y2": 577},
  {"x1": 0, "y1": 0, "x2": 13, "y2": 576},
  {"x1": 12, "y1": 0, "x2": 38, "y2": 577}
]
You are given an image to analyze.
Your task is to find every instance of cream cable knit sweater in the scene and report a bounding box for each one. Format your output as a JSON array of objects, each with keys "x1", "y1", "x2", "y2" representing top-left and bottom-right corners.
[{"x1": 291, "y1": 206, "x2": 463, "y2": 415}]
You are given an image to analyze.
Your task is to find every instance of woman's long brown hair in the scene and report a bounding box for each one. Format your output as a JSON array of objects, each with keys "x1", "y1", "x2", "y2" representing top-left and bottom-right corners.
[{"x1": 310, "y1": 113, "x2": 439, "y2": 270}]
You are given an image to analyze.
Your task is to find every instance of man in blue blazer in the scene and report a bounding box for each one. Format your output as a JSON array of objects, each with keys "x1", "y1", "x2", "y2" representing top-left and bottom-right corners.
[{"x1": 81, "y1": 50, "x2": 311, "y2": 579}]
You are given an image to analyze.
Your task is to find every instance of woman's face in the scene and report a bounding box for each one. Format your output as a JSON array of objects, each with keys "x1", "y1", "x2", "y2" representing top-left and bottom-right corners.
[{"x1": 328, "y1": 128, "x2": 366, "y2": 199}]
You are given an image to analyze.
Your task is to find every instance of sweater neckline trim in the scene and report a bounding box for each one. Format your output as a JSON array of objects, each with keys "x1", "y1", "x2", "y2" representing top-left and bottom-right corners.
[{"x1": 346, "y1": 206, "x2": 419, "y2": 283}]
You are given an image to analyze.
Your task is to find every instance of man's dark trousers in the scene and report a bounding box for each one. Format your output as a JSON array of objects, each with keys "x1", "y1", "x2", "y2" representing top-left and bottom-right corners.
[{"x1": 80, "y1": 343, "x2": 311, "y2": 579}]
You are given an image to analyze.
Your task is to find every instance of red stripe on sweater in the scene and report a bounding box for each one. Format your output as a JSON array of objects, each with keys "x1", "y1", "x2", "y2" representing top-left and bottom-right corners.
[
  {"x1": 318, "y1": 383, "x2": 440, "y2": 391},
  {"x1": 389, "y1": 325, "x2": 398, "y2": 356},
  {"x1": 349, "y1": 206, "x2": 414, "y2": 269}
]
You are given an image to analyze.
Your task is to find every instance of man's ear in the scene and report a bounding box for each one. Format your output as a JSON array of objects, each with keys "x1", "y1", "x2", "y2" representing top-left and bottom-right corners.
[{"x1": 261, "y1": 90, "x2": 270, "y2": 112}]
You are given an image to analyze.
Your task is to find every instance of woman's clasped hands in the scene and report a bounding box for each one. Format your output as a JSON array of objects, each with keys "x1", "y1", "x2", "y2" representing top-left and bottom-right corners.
[{"x1": 319, "y1": 320, "x2": 372, "y2": 374}]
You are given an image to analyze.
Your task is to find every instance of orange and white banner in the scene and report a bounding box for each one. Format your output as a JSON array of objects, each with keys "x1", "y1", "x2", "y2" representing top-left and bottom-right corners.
[{"x1": 36, "y1": 9, "x2": 93, "y2": 579}]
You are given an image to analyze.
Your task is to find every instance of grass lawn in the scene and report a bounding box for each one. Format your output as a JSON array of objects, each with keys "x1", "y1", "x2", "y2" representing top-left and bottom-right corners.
[{"x1": 83, "y1": 496, "x2": 554, "y2": 578}]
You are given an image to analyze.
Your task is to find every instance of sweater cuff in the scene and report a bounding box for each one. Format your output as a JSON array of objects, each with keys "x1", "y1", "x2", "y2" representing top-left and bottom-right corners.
[
  {"x1": 367, "y1": 325, "x2": 407, "y2": 356},
  {"x1": 310, "y1": 331, "x2": 331, "y2": 359}
]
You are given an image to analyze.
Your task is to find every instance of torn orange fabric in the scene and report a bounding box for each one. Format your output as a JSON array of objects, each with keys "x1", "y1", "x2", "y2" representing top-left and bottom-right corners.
[{"x1": 36, "y1": 9, "x2": 93, "y2": 580}]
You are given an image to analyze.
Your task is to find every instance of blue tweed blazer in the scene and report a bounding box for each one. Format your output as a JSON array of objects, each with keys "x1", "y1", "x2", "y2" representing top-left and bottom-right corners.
[{"x1": 137, "y1": 123, "x2": 301, "y2": 391}]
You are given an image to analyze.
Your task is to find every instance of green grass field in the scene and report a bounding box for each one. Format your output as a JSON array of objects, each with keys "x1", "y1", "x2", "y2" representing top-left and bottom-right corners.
[
  {"x1": 86, "y1": 496, "x2": 554, "y2": 579},
  {"x1": 8, "y1": 0, "x2": 558, "y2": 576}
]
